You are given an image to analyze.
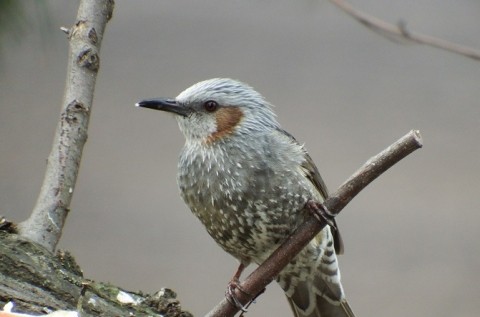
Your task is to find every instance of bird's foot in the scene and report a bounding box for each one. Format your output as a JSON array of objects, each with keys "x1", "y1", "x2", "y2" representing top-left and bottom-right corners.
[
  {"x1": 306, "y1": 200, "x2": 336, "y2": 229},
  {"x1": 226, "y1": 279, "x2": 249, "y2": 313},
  {"x1": 226, "y1": 279, "x2": 266, "y2": 316}
]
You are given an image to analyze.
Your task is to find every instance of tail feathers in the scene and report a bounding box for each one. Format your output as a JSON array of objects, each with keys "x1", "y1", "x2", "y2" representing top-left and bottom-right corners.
[
  {"x1": 281, "y1": 269, "x2": 352, "y2": 317},
  {"x1": 287, "y1": 296, "x2": 355, "y2": 317}
]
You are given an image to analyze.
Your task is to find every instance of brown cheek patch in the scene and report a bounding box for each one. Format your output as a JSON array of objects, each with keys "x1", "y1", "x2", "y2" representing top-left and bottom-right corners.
[{"x1": 207, "y1": 107, "x2": 244, "y2": 144}]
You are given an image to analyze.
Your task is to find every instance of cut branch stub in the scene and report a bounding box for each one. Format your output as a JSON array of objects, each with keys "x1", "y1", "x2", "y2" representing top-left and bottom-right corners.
[{"x1": 77, "y1": 48, "x2": 100, "y2": 71}]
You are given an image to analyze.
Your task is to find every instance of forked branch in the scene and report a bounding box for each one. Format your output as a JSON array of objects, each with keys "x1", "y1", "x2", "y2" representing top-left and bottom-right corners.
[{"x1": 329, "y1": 0, "x2": 480, "y2": 61}]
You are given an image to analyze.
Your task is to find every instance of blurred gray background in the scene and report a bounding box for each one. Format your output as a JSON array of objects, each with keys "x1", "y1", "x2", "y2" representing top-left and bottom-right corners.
[{"x1": 1, "y1": 1, "x2": 479, "y2": 316}]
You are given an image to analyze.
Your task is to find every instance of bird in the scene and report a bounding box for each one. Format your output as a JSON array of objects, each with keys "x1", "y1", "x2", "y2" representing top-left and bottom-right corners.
[{"x1": 136, "y1": 78, "x2": 355, "y2": 317}]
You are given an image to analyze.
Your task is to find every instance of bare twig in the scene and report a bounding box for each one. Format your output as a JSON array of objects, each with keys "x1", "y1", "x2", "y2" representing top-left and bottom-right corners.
[
  {"x1": 329, "y1": 0, "x2": 480, "y2": 61},
  {"x1": 17, "y1": 0, "x2": 115, "y2": 252},
  {"x1": 206, "y1": 130, "x2": 423, "y2": 317}
]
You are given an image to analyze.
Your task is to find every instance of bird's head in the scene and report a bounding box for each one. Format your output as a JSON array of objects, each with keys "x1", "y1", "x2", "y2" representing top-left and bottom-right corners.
[{"x1": 136, "y1": 78, "x2": 279, "y2": 144}]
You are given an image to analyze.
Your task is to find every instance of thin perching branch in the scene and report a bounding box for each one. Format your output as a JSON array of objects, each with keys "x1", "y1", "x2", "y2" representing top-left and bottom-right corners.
[
  {"x1": 329, "y1": 0, "x2": 480, "y2": 61},
  {"x1": 206, "y1": 130, "x2": 423, "y2": 317},
  {"x1": 17, "y1": 0, "x2": 115, "y2": 252}
]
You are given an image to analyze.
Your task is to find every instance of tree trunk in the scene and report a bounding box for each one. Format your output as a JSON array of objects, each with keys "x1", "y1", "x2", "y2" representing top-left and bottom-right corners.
[{"x1": 0, "y1": 231, "x2": 193, "y2": 317}]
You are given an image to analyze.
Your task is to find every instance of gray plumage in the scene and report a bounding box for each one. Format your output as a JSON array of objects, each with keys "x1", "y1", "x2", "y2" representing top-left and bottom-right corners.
[{"x1": 137, "y1": 78, "x2": 355, "y2": 317}]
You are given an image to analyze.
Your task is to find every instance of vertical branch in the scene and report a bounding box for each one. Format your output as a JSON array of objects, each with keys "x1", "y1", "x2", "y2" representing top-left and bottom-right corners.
[{"x1": 17, "y1": 0, "x2": 115, "y2": 252}]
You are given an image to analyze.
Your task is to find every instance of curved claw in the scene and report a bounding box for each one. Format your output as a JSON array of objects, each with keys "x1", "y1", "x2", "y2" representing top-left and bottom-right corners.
[
  {"x1": 226, "y1": 281, "x2": 248, "y2": 312},
  {"x1": 306, "y1": 200, "x2": 336, "y2": 228}
]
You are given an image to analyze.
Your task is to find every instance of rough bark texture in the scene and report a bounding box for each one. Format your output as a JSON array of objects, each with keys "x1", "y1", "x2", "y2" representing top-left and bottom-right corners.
[{"x1": 0, "y1": 231, "x2": 193, "y2": 317}]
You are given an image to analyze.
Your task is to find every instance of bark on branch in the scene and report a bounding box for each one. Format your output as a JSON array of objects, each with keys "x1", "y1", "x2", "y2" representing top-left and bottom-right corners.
[
  {"x1": 17, "y1": 0, "x2": 115, "y2": 252},
  {"x1": 206, "y1": 130, "x2": 423, "y2": 317}
]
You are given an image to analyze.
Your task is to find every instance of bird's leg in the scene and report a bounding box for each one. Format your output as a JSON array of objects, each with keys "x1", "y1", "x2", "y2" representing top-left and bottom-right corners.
[
  {"x1": 229, "y1": 262, "x2": 245, "y2": 287},
  {"x1": 306, "y1": 200, "x2": 336, "y2": 229},
  {"x1": 226, "y1": 263, "x2": 250, "y2": 312}
]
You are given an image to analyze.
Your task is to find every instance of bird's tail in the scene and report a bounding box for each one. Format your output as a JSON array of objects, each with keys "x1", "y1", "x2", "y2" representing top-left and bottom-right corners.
[
  {"x1": 278, "y1": 236, "x2": 355, "y2": 317},
  {"x1": 286, "y1": 295, "x2": 355, "y2": 317}
]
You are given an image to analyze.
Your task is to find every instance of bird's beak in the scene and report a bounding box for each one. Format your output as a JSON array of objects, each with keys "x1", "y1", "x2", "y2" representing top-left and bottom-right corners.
[{"x1": 135, "y1": 98, "x2": 190, "y2": 117}]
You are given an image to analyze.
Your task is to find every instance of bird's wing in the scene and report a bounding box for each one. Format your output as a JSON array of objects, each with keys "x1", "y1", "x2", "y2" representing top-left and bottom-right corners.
[{"x1": 277, "y1": 128, "x2": 344, "y2": 254}]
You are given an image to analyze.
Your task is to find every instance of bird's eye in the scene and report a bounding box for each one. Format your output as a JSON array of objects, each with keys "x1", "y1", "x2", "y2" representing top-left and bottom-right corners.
[{"x1": 203, "y1": 100, "x2": 218, "y2": 112}]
